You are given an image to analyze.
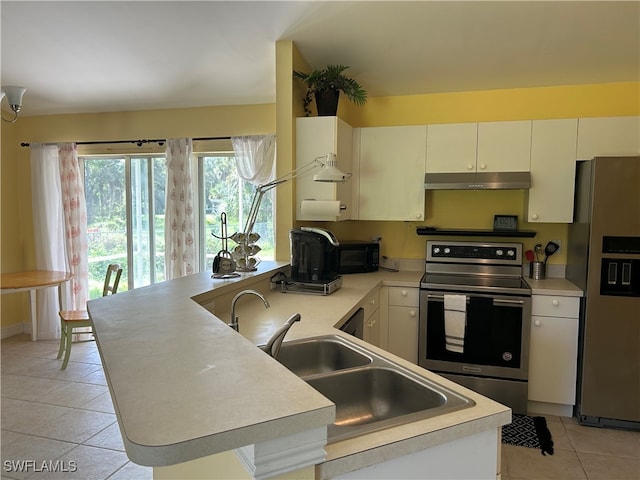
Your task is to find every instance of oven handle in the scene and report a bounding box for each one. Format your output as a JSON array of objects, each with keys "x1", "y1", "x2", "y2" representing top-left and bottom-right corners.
[
  {"x1": 425, "y1": 293, "x2": 525, "y2": 306},
  {"x1": 492, "y1": 298, "x2": 525, "y2": 306},
  {"x1": 425, "y1": 294, "x2": 470, "y2": 303}
]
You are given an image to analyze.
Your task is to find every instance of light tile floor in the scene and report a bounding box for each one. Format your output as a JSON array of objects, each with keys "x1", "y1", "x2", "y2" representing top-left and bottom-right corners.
[
  {"x1": 1, "y1": 334, "x2": 151, "y2": 480},
  {"x1": 2, "y1": 333, "x2": 639, "y2": 480}
]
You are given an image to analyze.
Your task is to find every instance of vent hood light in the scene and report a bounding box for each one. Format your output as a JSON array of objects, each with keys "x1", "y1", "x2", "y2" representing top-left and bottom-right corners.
[{"x1": 424, "y1": 171, "x2": 531, "y2": 190}]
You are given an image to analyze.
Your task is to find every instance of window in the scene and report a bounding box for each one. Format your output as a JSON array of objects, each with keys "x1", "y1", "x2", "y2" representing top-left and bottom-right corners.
[
  {"x1": 198, "y1": 154, "x2": 274, "y2": 273},
  {"x1": 82, "y1": 156, "x2": 165, "y2": 298},
  {"x1": 81, "y1": 152, "x2": 274, "y2": 297}
]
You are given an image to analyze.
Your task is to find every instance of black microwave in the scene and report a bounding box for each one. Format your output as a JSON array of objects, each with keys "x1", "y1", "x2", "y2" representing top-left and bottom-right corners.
[{"x1": 338, "y1": 241, "x2": 380, "y2": 274}]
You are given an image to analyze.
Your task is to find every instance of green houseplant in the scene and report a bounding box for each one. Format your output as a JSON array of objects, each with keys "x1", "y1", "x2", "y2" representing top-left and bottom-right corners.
[{"x1": 293, "y1": 64, "x2": 367, "y2": 117}]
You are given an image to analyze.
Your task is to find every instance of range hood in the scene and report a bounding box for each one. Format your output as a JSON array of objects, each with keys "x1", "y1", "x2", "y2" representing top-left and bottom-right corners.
[{"x1": 424, "y1": 171, "x2": 531, "y2": 190}]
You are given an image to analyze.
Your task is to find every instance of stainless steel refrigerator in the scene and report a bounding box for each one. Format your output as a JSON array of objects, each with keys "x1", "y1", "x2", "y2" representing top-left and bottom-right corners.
[{"x1": 567, "y1": 156, "x2": 640, "y2": 430}]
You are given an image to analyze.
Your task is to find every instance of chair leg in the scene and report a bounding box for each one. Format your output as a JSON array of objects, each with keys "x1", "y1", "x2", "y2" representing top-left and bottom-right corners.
[
  {"x1": 61, "y1": 325, "x2": 74, "y2": 370},
  {"x1": 56, "y1": 322, "x2": 66, "y2": 359}
]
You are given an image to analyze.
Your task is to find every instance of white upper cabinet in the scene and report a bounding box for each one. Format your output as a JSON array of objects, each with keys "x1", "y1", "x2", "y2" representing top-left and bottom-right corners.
[
  {"x1": 576, "y1": 116, "x2": 640, "y2": 160},
  {"x1": 354, "y1": 125, "x2": 427, "y2": 221},
  {"x1": 426, "y1": 123, "x2": 478, "y2": 173},
  {"x1": 296, "y1": 116, "x2": 353, "y2": 221},
  {"x1": 527, "y1": 119, "x2": 578, "y2": 223},
  {"x1": 477, "y1": 121, "x2": 531, "y2": 172},
  {"x1": 426, "y1": 121, "x2": 531, "y2": 173}
]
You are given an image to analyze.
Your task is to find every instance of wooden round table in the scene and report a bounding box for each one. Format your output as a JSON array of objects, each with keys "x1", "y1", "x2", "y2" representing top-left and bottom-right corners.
[{"x1": 1, "y1": 270, "x2": 73, "y2": 340}]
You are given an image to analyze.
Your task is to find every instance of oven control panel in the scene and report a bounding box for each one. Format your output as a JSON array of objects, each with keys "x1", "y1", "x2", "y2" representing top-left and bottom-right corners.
[{"x1": 426, "y1": 241, "x2": 522, "y2": 265}]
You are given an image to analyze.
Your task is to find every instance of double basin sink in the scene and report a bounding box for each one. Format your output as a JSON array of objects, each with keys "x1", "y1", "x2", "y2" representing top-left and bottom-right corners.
[{"x1": 274, "y1": 335, "x2": 475, "y2": 443}]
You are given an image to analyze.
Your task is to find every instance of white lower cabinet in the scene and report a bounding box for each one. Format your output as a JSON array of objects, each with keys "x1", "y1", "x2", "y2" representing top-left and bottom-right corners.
[
  {"x1": 528, "y1": 295, "x2": 580, "y2": 408},
  {"x1": 362, "y1": 288, "x2": 381, "y2": 347},
  {"x1": 386, "y1": 287, "x2": 419, "y2": 364}
]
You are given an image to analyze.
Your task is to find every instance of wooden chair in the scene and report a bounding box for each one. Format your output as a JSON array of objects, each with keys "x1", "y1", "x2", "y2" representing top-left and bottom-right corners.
[{"x1": 57, "y1": 263, "x2": 122, "y2": 369}]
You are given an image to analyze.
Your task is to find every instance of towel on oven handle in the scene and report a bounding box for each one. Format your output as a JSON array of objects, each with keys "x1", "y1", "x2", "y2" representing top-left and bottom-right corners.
[{"x1": 444, "y1": 294, "x2": 467, "y2": 353}]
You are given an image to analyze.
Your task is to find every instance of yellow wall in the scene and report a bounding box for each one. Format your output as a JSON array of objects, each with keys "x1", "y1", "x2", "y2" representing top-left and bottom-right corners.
[
  {"x1": 304, "y1": 81, "x2": 640, "y2": 263},
  {"x1": 342, "y1": 81, "x2": 640, "y2": 126},
  {"x1": 2, "y1": 63, "x2": 638, "y2": 332},
  {"x1": 1, "y1": 104, "x2": 275, "y2": 330}
]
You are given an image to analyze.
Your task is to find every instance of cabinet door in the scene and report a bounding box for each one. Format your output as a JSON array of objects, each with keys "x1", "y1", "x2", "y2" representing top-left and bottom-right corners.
[
  {"x1": 357, "y1": 125, "x2": 427, "y2": 221},
  {"x1": 296, "y1": 116, "x2": 352, "y2": 220},
  {"x1": 527, "y1": 119, "x2": 578, "y2": 223},
  {"x1": 576, "y1": 116, "x2": 640, "y2": 160},
  {"x1": 528, "y1": 315, "x2": 579, "y2": 405},
  {"x1": 387, "y1": 305, "x2": 419, "y2": 364},
  {"x1": 426, "y1": 123, "x2": 478, "y2": 173},
  {"x1": 363, "y1": 308, "x2": 381, "y2": 347},
  {"x1": 477, "y1": 121, "x2": 531, "y2": 172}
]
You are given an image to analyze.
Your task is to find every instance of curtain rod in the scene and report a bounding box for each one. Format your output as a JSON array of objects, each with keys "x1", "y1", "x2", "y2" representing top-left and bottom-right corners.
[{"x1": 20, "y1": 136, "x2": 231, "y2": 147}]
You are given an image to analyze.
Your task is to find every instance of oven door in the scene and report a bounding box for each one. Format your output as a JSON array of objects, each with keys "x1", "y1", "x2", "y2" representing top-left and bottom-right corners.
[{"x1": 419, "y1": 289, "x2": 531, "y2": 381}]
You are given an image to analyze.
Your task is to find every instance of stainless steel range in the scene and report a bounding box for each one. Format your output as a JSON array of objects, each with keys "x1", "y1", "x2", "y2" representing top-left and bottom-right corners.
[{"x1": 419, "y1": 240, "x2": 532, "y2": 414}]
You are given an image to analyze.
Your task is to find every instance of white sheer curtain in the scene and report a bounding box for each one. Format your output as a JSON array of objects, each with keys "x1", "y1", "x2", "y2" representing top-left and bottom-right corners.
[
  {"x1": 59, "y1": 143, "x2": 89, "y2": 310},
  {"x1": 232, "y1": 135, "x2": 276, "y2": 186},
  {"x1": 165, "y1": 138, "x2": 197, "y2": 280},
  {"x1": 30, "y1": 144, "x2": 68, "y2": 340}
]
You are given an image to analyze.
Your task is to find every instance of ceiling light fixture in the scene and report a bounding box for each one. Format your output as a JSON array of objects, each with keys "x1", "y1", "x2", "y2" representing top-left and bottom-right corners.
[{"x1": 1, "y1": 86, "x2": 27, "y2": 123}]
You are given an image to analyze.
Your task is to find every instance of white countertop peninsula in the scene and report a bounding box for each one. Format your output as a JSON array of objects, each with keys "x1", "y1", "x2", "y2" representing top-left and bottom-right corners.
[{"x1": 89, "y1": 262, "x2": 511, "y2": 479}]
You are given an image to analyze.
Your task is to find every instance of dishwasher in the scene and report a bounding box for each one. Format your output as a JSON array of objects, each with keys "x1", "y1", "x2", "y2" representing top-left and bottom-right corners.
[{"x1": 339, "y1": 308, "x2": 364, "y2": 339}]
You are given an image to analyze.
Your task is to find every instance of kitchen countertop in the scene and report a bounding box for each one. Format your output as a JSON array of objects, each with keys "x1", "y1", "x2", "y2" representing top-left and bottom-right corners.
[
  {"x1": 89, "y1": 262, "x2": 511, "y2": 477},
  {"x1": 524, "y1": 276, "x2": 583, "y2": 296}
]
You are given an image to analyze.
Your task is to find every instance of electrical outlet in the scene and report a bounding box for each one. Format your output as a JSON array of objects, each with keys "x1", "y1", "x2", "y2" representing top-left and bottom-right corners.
[{"x1": 382, "y1": 256, "x2": 399, "y2": 271}]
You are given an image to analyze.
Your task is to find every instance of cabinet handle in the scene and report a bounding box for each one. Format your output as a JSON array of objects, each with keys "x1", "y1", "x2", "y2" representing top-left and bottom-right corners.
[
  {"x1": 401, "y1": 290, "x2": 408, "y2": 296},
  {"x1": 467, "y1": 164, "x2": 474, "y2": 170},
  {"x1": 552, "y1": 299, "x2": 560, "y2": 306},
  {"x1": 534, "y1": 319, "x2": 542, "y2": 327},
  {"x1": 409, "y1": 310, "x2": 416, "y2": 317},
  {"x1": 479, "y1": 163, "x2": 486, "y2": 170},
  {"x1": 416, "y1": 213, "x2": 422, "y2": 219},
  {"x1": 369, "y1": 299, "x2": 376, "y2": 305},
  {"x1": 532, "y1": 213, "x2": 539, "y2": 220}
]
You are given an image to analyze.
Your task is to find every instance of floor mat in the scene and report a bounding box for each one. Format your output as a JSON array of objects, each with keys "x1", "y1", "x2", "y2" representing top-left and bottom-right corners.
[{"x1": 501, "y1": 413, "x2": 554, "y2": 455}]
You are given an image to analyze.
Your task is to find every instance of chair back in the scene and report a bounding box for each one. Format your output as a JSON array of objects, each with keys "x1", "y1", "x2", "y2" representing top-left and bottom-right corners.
[{"x1": 103, "y1": 264, "x2": 123, "y2": 296}]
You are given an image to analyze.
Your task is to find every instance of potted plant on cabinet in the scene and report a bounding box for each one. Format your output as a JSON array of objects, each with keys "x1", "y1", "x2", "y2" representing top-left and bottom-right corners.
[{"x1": 293, "y1": 64, "x2": 367, "y2": 117}]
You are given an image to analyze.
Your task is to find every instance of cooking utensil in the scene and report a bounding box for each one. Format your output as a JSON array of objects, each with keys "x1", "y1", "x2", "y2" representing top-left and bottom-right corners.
[
  {"x1": 543, "y1": 241, "x2": 560, "y2": 263},
  {"x1": 525, "y1": 250, "x2": 535, "y2": 263},
  {"x1": 534, "y1": 244, "x2": 543, "y2": 262}
]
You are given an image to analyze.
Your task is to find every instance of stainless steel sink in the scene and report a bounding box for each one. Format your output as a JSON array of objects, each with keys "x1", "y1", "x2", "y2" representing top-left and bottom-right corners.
[
  {"x1": 275, "y1": 335, "x2": 475, "y2": 443},
  {"x1": 276, "y1": 335, "x2": 372, "y2": 377}
]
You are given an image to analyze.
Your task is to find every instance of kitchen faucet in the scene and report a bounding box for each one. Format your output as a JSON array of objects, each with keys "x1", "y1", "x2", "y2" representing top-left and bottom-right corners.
[
  {"x1": 229, "y1": 289, "x2": 270, "y2": 332},
  {"x1": 262, "y1": 313, "x2": 301, "y2": 359}
]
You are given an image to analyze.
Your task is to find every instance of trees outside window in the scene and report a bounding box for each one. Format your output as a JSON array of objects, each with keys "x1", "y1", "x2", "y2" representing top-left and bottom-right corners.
[
  {"x1": 199, "y1": 154, "x2": 274, "y2": 273},
  {"x1": 81, "y1": 153, "x2": 274, "y2": 297}
]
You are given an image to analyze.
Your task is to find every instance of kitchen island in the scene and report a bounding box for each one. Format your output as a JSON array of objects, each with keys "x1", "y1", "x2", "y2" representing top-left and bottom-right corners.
[{"x1": 89, "y1": 262, "x2": 511, "y2": 479}]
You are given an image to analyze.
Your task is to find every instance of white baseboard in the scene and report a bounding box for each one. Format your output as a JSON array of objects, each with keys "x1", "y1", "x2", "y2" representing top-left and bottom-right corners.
[{"x1": 1, "y1": 322, "x2": 26, "y2": 339}]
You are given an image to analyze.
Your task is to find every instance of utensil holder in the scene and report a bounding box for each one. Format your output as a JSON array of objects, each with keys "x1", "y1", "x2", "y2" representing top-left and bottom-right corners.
[{"x1": 530, "y1": 261, "x2": 546, "y2": 280}]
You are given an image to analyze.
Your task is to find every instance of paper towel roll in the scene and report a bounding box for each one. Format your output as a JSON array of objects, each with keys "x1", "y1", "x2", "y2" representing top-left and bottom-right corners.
[{"x1": 300, "y1": 200, "x2": 341, "y2": 220}]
